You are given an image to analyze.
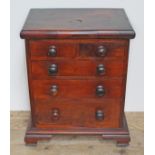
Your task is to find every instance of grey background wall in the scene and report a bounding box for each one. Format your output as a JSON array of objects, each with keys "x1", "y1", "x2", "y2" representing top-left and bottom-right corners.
[{"x1": 10, "y1": 0, "x2": 144, "y2": 111}]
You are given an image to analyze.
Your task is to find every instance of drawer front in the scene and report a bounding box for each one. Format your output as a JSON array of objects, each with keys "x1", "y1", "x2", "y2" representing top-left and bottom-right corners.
[
  {"x1": 78, "y1": 40, "x2": 128, "y2": 58},
  {"x1": 34, "y1": 98, "x2": 122, "y2": 128},
  {"x1": 29, "y1": 39, "x2": 128, "y2": 60},
  {"x1": 31, "y1": 60, "x2": 125, "y2": 78},
  {"x1": 32, "y1": 79, "x2": 124, "y2": 100},
  {"x1": 29, "y1": 40, "x2": 76, "y2": 59}
]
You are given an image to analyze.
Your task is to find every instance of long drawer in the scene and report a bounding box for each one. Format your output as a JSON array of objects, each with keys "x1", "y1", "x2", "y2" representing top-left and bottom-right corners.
[
  {"x1": 31, "y1": 59, "x2": 126, "y2": 78},
  {"x1": 34, "y1": 98, "x2": 122, "y2": 129},
  {"x1": 32, "y1": 79, "x2": 124, "y2": 100}
]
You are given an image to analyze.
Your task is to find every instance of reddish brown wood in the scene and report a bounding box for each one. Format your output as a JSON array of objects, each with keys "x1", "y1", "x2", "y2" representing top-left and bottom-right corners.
[
  {"x1": 20, "y1": 9, "x2": 135, "y2": 39},
  {"x1": 31, "y1": 60, "x2": 126, "y2": 78},
  {"x1": 25, "y1": 40, "x2": 36, "y2": 126},
  {"x1": 32, "y1": 79, "x2": 124, "y2": 99},
  {"x1": 20, "y1": 9, "x2": 135, "y2": 146},
  {"x1": 29, "y1": 39, "x2": 128, "y2": 60},
  {"x1": 78, "y1": 40, "x2": 128, "y2": 58},
  {"x1": 101, "y1": 115, "x2": 130, "y2": 146},
  {"x1": 24, "y1": 121, "x2": 52, "y2": 145},
  {"x1": 116, "y1": 138, "x2": 130, "y2": 147},
  {"x1": 29, "y1": 40, "x2": 76, "y2": 59},
  {"x1": 34, "y1": 98, "x2": 122, "y2": 129},
  {"x1": 25, "y1": 114, "x2": 130, "y2": 146}
]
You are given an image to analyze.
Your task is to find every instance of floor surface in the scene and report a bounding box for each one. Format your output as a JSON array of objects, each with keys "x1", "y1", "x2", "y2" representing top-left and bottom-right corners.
[{"x1": 11, "y1": 112, "x2": 144, "y2": 155}]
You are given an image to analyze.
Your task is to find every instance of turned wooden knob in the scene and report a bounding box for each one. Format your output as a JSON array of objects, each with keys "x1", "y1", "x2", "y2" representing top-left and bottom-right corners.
[
  {"x1": 50, "y1": 85, "x2": 58, "y2": 96},
  {"x1": 96, "y1": 109, "x2": 104, "y2": 120},
  {"x1": 51, "y1": 108, "x2": 60, "y2": 120},
  {"x1": 97, "y1": 45, "x2": 107, "y2": 57},
  {"x1": 96, "y1": 85, "x2": 105, "y2": 97},
  {"x1": 48, "y1": 46, "x2": 57, "y2": 57},
  {"x1": 97, "y1": 64, "x2": 105, "y2": 75},
  {"x1": 48, "y1": 64, "x2": 58, "y2": 75}
]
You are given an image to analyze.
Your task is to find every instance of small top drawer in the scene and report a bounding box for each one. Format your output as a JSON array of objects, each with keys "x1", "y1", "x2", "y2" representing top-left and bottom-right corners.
[
  {"x1": 78, "y1": 40, "x2": 128, "y2": 58},
  {"x1": 29, "y1": 40, "x2": 76, "y2": 59}
]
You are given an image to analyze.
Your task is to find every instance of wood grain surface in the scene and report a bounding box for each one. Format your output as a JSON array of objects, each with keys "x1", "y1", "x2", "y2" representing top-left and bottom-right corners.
[
  {"x1": 29, "y1": 39, "x2": 128, "y2": 60},
  {"x1": 20, "y1": 9, "x2": 135, "y2": 39}
]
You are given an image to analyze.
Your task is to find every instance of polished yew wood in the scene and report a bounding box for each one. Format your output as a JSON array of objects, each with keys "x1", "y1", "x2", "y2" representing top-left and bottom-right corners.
[
  {"x1": 20, "y1": 9, "x2": 135, "y2": 146},
  {"x1": 29, "y1": 40, "x2": 76, "y2": 59},
  {"x1": 29, "y1": 39, "x2": 128, "y2": 60},
  {"x1": 34, "y1": 98, "x2": 122, "y2": 128},
  {"x1": 20, "y1": 9, "x2": 135, "y2": 39},
  {"x1": 31, "y1": 60, "x2": 126, "y2": 78},
  {"x1": 32, "y1": 79, "x2": 124, "y2": 99},
  {"x1": 25, "y1": 114, "x2": 130, "y2": 146}
]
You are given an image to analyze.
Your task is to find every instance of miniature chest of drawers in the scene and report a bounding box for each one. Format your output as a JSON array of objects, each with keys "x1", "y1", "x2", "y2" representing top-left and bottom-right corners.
[{"x1": 20, "y1": 8, "x2": 135, "y2": 146}]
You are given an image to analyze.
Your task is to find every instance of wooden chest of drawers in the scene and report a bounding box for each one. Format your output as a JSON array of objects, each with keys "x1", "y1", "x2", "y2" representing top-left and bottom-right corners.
[{"x1": 20, "y1": 9, "x2": 135, "y2": 146}]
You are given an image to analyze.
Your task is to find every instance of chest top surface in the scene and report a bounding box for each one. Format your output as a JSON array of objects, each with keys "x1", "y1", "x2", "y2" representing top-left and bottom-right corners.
[{"x1": 20, "y1": 8, "x2": 135, "y2": 39}]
